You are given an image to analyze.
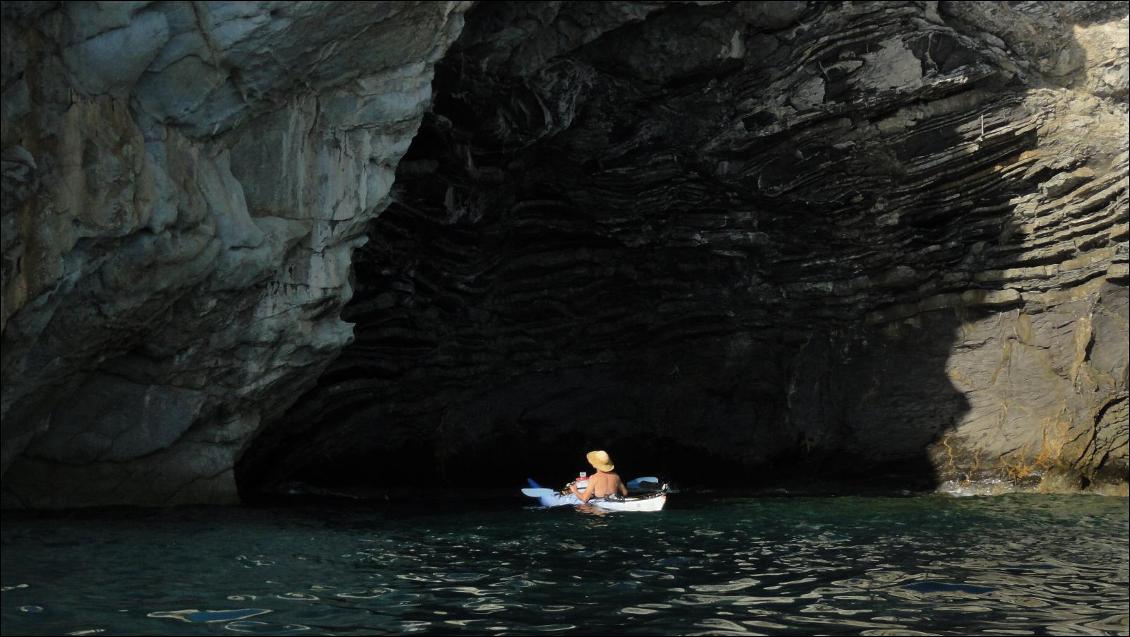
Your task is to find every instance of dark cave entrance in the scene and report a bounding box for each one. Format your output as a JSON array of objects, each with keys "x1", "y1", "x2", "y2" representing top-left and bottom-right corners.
[{"x1": 234, "y1": 1, "x2": 1068, "y2": 501}]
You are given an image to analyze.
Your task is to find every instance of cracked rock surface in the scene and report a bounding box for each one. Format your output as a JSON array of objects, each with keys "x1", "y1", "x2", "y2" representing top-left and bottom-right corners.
[
  {"x1": 2, "y1": 1, "x2": 1127, "y2": 507},
  {"x1": 241, "y1": 1, "x2": 1128, "y2": 497},
  {"x1": 1, "y1": 1, "x2": 469, "y2": 507}
]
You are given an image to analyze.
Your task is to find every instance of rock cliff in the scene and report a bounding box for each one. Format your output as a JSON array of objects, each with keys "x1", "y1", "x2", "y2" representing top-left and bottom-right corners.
[
  {"x1": 240, "y1": 1, "x2": 1129, "y2": 497},
  {"x1": 1, "y1": 1, "x2": 469, "y2": 507},
  {"x1": 2, "y1": 1, "x2": 1126, "y2": 507}
]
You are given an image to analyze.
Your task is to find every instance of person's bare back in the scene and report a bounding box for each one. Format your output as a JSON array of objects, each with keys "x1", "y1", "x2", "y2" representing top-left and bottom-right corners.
[
  {"x1": 569, "y1": 451, "x2": 629, "y2": 502},
  {"x1": 587, "y1": 471, "x2": 625, "y2": 497}
]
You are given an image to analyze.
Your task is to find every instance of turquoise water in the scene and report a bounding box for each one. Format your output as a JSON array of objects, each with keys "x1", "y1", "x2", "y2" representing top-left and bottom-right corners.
[{"x1": 2, "y1": 494, "x2": 1127, "y2": 635}]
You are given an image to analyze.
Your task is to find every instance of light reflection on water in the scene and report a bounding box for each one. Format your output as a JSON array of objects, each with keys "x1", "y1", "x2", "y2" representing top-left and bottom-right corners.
[{"x1": 1, "y1": 494, "x2": 1127, "y2": 635}]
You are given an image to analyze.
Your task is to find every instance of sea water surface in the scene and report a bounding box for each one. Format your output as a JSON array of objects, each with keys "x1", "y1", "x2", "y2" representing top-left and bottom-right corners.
[{"x1": 1, "y1": 494, "x2": 1127, "y2": 635}]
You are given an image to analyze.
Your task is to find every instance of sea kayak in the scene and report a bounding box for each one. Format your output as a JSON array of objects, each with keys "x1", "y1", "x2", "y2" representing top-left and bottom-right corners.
[{"x1": 522, "y1": 479, "x2": 668, "y2": 511}]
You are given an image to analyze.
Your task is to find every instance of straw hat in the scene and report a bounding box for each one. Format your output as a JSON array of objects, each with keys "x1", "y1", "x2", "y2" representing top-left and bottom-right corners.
[{"x1": 586, "y1": 450, "x2": 614, "y2": 472}]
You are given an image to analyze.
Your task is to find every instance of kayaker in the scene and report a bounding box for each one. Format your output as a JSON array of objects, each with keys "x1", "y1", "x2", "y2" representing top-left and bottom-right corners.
[{"x1": 569, "y1": 450, "x2": 628, "y2": 502}]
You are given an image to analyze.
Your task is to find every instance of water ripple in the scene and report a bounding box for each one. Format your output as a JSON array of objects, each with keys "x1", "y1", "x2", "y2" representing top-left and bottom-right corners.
[
  {"x1": 147, "y1": 608, "x2": 271, "y2": 623},
  {"x1": 1, "y1": 494, "x2": 1126, "y2": 635}
]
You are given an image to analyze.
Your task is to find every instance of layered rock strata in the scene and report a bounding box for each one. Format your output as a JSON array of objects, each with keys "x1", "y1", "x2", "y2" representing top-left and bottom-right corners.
[
  {"x1": 2, "y1": 1, "x2": 1126, "y2": 507},
  {"x1": 241, "y1": 1, "x2": 1128, "y2": 496},
  {"x1": 1, "y1": 1, "x2": 469, "y2": 507}
]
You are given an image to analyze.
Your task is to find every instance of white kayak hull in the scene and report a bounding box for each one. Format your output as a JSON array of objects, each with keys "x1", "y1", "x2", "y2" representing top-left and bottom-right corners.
[
  {"x1": 534, "y1": 491, "x2": 667, "y2": 512},
  {"x1": 592, "y1": 494, "x2": 666, "y2": 512}
]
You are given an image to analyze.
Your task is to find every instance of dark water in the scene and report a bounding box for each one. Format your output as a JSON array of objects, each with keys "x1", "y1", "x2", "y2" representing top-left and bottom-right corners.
[{"x1": 2, "y1": 494, "x2": 1127, "y2": 636}]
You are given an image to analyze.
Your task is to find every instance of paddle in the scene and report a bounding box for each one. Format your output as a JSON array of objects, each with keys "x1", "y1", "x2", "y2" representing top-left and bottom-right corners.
[{"x1": 523, "y1": 476, "x2": 659, "y2": 497}]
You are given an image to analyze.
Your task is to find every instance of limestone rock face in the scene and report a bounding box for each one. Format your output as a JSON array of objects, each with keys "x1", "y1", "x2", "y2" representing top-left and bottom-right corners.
[
  {"x1": 241, "y1": 1, "x2": 1128, "y2": 495},
  {"x1": 3, "y1": 2, "x2": 1127, "y2": 507},
  {"x1": 1, "y1": 1, "x2": 469, "y2": 507}
]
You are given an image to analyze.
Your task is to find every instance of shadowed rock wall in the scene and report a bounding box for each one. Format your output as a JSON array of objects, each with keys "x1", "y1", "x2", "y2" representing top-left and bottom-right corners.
[{"x1": 240, "y1": 1, "x2": 1128, "y2": 497}]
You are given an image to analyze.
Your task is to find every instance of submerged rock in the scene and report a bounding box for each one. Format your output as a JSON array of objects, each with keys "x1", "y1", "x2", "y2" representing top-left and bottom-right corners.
[{"x1": 1, "y1": 1, "x2": 1126, "y2": 507}]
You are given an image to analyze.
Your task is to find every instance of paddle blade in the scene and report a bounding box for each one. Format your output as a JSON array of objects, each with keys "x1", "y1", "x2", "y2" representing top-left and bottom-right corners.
[{"x1": 526, "y1": 478, "x2": 543, "y2": 489}]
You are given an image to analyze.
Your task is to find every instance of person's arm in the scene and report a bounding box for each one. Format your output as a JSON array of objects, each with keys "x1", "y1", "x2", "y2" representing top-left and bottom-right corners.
[
  {"x1": 618, "y1": 476, "x2": 629, "y2": 497},
  {"x1": 569, "y1": 480, "x2": 594, "y2": 503}
]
